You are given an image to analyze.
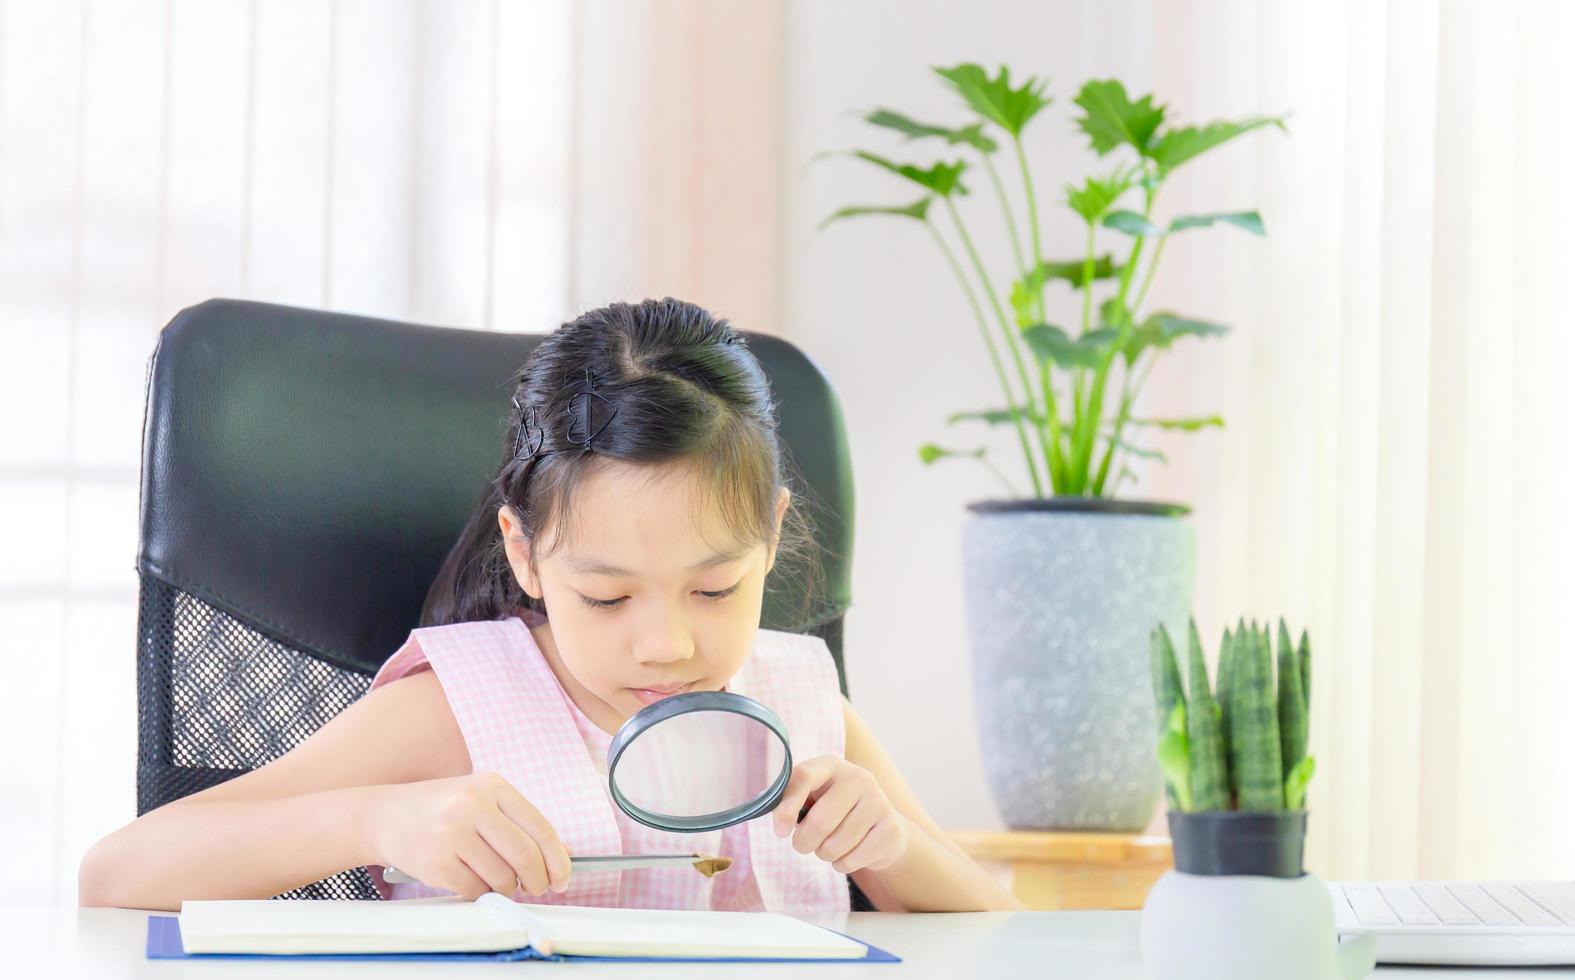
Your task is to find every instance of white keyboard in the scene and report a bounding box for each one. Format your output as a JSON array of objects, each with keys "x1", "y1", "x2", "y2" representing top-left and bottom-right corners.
[{"x1": 1330, "y1": 881, "x2": 1575, "y2": 966}]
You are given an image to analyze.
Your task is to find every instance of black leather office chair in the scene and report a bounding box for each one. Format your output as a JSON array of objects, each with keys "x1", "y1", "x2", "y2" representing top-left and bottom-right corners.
[{"x1": 135, "y1": 298, "x2": 857, "y2": 901}]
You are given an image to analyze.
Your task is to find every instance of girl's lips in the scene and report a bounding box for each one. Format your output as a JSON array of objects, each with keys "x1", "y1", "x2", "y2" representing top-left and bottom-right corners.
[{"x1": 630, "y1": 681, "x2": 695, "y2": 705}]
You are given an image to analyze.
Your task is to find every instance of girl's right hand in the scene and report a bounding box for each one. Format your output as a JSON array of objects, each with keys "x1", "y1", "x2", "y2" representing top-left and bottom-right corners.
[{"x1": 367, "y1": 772, "x2": 572, "y2": 899}]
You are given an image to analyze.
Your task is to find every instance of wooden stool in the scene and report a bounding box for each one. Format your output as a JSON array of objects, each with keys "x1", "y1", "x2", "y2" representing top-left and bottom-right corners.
[{"x1": 949, "y1": 830, "x2": 1174, "y2": 910}]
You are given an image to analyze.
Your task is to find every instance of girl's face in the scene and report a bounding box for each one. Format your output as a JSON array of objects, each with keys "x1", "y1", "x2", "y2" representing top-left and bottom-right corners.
[{"x1": 499, "y1": 460, "x2": 791, "y2": 734}]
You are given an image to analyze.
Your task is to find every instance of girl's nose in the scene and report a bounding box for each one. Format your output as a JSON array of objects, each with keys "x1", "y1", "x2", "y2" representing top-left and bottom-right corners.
[{"x1": 632, "y1": 605, "x2": 696, "y2": 664}]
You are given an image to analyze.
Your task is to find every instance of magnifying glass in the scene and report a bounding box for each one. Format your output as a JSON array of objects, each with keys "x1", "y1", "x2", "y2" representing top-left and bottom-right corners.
[
  {"x1": 383, "y1": 690, "x2": 791, "y2": 885},
  {"x1": 605, "y1": 689, "x2": 793, "y2": 833}
]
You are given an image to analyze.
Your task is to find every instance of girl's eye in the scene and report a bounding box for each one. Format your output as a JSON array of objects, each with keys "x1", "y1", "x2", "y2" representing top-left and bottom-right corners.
[{"x1": 577, "y1": 583, "x2": 740, "y2": 610}]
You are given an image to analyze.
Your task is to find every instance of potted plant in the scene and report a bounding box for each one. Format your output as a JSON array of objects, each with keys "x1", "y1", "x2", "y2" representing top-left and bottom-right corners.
[
  {"x1": 821, "y1": 64, "x2": 1286, "y2": 829},
  {"x1": 1140, "y1": 619, "x2": 1374, "y2": 980}
]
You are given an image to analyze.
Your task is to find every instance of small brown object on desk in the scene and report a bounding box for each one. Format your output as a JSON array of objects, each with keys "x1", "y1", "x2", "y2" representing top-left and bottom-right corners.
[
  {"x1": 691, "y1": 855, "x2": 733, "y2": 879},
  {"x1": 949, "y1": 830, "x2": 1173, "y2": 910}
]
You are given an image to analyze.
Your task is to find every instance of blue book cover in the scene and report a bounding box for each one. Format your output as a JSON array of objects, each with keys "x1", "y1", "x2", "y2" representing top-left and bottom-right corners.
[{"x1": 145, "y1": 914, "x2": 901, "y2": 964}]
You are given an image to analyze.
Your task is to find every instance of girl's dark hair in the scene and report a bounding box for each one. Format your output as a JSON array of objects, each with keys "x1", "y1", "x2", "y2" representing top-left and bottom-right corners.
[{"x1": 420, "y1": 297, "x2": 824, "y2": 628}]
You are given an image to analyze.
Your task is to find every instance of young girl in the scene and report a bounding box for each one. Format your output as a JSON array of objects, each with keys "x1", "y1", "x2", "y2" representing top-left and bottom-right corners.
[{"x1": 79, "y1": 298, "x2": 1021, "y2": 915}]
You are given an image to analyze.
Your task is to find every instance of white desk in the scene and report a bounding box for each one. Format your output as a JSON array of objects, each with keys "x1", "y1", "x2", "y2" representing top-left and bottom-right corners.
[{"x1": 12, "y1": 907, "x2": 1572, "y2": 978}]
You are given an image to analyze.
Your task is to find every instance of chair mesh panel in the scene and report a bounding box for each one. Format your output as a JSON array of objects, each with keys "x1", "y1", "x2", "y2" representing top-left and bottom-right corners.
[{"x1": 136, "y1": 575, "x2": 378, "y2": 900}]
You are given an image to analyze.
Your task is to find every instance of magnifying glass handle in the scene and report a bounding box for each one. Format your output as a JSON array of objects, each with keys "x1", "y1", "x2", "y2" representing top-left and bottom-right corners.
[
  {"x1": 382, "y1": 853, "x2": 716, "y2": 886},
  {"x1": 566, "y1": 854, "x2": 720, "y2": 874}
]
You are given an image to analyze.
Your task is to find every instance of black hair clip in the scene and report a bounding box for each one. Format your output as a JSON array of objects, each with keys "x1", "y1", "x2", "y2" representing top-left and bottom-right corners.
[
  {"x1": 512, "y1": 394, "x2": 546, "y2": 462},
  {"x1": 564, "y1": 368, "x2": 617, "y2": 452}
]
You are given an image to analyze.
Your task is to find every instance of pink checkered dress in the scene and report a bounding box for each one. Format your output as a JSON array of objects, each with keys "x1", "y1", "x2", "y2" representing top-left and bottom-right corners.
[{"x1": 363, "y1": 608, "x2": 850, "y2": 916}]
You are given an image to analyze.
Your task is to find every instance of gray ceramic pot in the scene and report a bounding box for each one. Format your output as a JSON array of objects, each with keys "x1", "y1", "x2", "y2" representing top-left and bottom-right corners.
[{"x1": 961, "y1": 498, "x2": 1195, "y2": 831}]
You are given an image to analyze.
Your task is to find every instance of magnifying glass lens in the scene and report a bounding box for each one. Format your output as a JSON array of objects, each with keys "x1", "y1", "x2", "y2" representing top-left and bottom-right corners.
[
  {"x1": 613, "y1": 711, "x2": 785, "y2": 816},
  {"x1": 607, "y1": 692, "x2": 792, "y2": 833}
]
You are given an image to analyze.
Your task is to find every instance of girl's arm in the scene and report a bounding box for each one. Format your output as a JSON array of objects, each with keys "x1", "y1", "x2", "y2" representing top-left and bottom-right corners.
[
  {"x1": 773, "y1": 698, "x2": 1024, "y2": 912},
  {"x1": 78, "y1": 669, "x2": 471, "y2": 910}
]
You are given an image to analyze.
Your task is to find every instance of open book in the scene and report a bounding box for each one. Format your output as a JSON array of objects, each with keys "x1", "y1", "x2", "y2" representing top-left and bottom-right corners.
[{"x1": 150, "y1": 893, "x2": 893, "y2": 963}]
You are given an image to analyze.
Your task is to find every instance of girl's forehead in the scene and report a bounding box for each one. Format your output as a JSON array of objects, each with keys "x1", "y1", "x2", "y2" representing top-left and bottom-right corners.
[{"x1": 545, "y1": 460, "x2": 758, "y2": 569}]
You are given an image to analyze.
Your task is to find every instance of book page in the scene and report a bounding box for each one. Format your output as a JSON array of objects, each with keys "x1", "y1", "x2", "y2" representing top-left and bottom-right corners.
[
  {"x1": 179, "y1": 895, "x2": 867, "y2": 960},
  {"x1": 178, "y1": 898, "x2": 524, "y2": 955}
]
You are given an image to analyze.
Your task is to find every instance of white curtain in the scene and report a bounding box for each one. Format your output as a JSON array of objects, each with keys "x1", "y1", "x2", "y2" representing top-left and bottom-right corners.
[
  {"x1": 1138, "y1": 0, "x2": 1575, "y2": 880},
  {"x1": 781, "y1": 0, "x2": 1574, "y2": 882},
  {"x1": 0, "y1": 0, "x2": 782, "y2": 906}
]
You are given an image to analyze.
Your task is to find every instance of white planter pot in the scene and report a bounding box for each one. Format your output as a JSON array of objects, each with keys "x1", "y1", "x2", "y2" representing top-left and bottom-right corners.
[
  {"x1": 1142, "y1": 871, "x2": 1376, "y2": 980},
  {"x1": 1142, "y1": 812, "x2": 1375, "y2": 980}
]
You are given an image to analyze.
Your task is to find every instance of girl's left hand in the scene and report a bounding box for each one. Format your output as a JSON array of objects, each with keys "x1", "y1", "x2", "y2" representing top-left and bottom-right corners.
[{"x1": 771, "y1": 756, "x2": 910, "y2": 874}]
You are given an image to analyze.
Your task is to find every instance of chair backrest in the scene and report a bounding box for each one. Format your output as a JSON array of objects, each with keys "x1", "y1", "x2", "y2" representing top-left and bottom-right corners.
[{"x1": 135, "y1": 298, "x2": 856, "y2": 899}]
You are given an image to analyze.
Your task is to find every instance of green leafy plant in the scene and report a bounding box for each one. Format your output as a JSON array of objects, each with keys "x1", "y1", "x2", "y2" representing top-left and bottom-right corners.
[
  {"x1": 1149, "y1": 618, "x2": 1315, "y2": 812},
  {"x1": 821, "y1": 65, "x2": 1286, "y2": 498}
]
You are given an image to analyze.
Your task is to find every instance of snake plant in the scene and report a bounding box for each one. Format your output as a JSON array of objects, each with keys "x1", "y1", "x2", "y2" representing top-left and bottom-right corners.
[{"x1": 1151, "y1": 617, "x2": 1316, "y2": 812}]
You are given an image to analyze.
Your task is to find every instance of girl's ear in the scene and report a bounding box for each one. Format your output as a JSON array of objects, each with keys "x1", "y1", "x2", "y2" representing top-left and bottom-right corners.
[
  {"x1": 498, "y1": 504, "x2": 543, "y2": 599},
  {"x1": 764, "y1": 487, "x2": 792, "y2": 574}
]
